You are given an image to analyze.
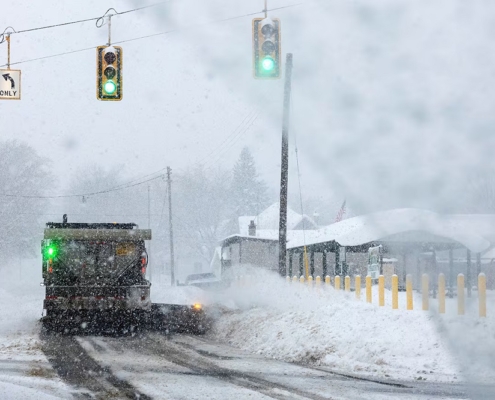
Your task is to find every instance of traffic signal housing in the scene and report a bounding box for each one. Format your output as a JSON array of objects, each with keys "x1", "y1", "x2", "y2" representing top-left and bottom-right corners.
[
  {"x1": 253, "y1": 17, "x2": 281, "y2": 79},
  {"x1": 97, "y1": 45, "x2": 123, "y2": 101}
]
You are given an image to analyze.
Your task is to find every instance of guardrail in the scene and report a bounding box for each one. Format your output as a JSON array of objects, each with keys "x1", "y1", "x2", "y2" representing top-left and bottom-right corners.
[{"x1": 286, "y1": 273, "x2": 488, "y2": 317}]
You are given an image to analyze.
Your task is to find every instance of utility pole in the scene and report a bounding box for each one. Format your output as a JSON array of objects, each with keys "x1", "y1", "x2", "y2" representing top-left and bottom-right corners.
[
  {"x1": 167, "y1": 167, "x2": 176, "y2": 286},
  {"x1": 278, "y1": 53, "x2": 293, "y2": 277},
  {"x1": 147, "y1": 184, "x2": 152, "y2": 281}
]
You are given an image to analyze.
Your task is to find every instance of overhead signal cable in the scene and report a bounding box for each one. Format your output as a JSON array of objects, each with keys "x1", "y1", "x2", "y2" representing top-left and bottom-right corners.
[
  {"x1": 0, "y1": 1, "x2": 302, "y2": 197},
  {"x1": 0, "y1": 2, "x2": 169, "y2": 43},
  {"x1": 0, "y1": 3, "x2": 303, "y2": 68}
]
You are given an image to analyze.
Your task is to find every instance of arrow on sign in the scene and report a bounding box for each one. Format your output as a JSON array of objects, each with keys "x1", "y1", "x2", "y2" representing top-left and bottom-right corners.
[{"x1": 2, "y1": 74, "x2": 15, "y2": 89}]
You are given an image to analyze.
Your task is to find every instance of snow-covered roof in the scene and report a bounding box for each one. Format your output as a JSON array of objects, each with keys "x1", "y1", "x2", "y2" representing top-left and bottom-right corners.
[
  {"x1": 287, "y1": 208, "x2": 490, "y2": 253},
  {"x1": 480, "y1": 246, "x2": 495, "y2": 260},
  {"x1": 222, "y1": 229, "x2": 308, "y2": 244},
  {"x1": 238, "y1": 203, "x2": 317, "y2": 235}
]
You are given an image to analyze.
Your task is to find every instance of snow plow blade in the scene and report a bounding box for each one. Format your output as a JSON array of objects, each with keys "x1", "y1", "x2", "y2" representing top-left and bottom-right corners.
[
  {"x1": 41, "y1": 304, "x2": 210, "y2": 335},
  {"x1": 150, "y1": 303, "x2": 210, "y2": 335}
]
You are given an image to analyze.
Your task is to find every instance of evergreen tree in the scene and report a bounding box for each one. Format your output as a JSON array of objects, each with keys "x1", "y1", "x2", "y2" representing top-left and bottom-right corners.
[{"x1": 231, "y1": 147, "x2": 269, "y2": 218}]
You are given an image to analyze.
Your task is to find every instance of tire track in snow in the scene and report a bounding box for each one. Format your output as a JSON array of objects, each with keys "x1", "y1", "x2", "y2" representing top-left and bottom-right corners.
[
  {"x1": 111, "y1": 334, "x2": 334, "y2": 400},
  {"x1": 40, "y1": 332, "x2": 152, "y2": 399}
]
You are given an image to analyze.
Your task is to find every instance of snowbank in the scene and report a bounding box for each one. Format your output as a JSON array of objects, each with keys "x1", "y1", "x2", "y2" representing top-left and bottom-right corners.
[
  {"x1": 0, "y1": 261, "x2": 73, "y2": 399},
  {"x1": 211, "y1": 270, "x2": 495, "y2": 384}
]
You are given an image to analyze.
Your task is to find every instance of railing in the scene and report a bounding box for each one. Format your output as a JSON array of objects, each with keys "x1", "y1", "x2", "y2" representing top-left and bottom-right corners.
[{"x1": 285, "y1": 273, "x2": 488, "y2": 317}]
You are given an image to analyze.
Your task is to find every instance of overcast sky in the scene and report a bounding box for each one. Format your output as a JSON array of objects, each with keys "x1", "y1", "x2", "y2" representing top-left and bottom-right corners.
[{"x1": 2, "y1": 0, "x2": 495, "y2": 216}]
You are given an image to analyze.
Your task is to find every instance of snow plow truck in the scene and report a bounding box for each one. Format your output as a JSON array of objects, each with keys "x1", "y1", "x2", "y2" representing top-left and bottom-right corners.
[{"x1": 41, "y1": 215, "x2": 208, "y2": 334}]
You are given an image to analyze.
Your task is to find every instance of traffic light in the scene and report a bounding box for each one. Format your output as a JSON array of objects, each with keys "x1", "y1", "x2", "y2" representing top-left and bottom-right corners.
[
  {"x1": 96, "y1": 45, "x2": 123, "y2": 101},
  {"x1": 253, "y1": 17, "x2": 281, "y2": 79}
]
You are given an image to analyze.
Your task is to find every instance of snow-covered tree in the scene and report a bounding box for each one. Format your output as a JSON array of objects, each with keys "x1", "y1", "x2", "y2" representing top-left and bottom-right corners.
[
  {"x1": 230, "y1": 147, "x2": 269, "y2": 219},
  {"x1": 0, "y1": 140, "x2": 52, "y2": 258}
]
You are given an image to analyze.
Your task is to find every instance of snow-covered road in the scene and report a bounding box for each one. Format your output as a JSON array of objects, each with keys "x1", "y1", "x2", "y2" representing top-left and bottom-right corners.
[
  {"x1": 37, "y1": 332, "x2": 473, "y2": 399},
  {"x1": 0, "y1": 265, "x2": 490, "y2": 399}
]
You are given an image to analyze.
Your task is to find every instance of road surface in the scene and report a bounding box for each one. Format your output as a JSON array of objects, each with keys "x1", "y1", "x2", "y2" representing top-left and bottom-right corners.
[{"x1": 37, "y1": 332, "x2": 484, "y2": 399}]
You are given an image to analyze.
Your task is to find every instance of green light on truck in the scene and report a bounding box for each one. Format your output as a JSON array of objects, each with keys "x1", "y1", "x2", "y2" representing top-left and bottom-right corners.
[{"x1": 44, "y1": 244, "x2": 58, "y2": 259}]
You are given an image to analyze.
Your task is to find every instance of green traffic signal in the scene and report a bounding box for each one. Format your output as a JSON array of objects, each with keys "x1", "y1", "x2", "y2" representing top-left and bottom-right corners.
[
  {"x1": 104, "y1": 80, "x2": 117, "y2": 95},
  {"x1": 261, "y1": 57, "x2": 275, "y2": 72},
  {"x1": 253, "y1": 18, "x2": 280, "y2": 78},
  {"x1": 97, "y1": 45, "x2": 123, "y2": 101}
]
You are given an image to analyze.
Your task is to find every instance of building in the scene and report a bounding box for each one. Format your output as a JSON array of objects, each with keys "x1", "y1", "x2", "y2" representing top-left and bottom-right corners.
[
  {"x1": 218, "y1": 207, "x2": 495, "y2": 291},
  {"x1": 219, "y1": 203, "x2": 316, "y2": 279}
]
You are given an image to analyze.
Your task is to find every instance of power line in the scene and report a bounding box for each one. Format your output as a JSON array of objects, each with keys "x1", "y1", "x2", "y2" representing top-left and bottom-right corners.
[
  {"x1": 0, "y1": 2, "x2": 169, "y2": 42},
  {"x1": 0, "y1": 3, "x2": 303, "y2": 68},
  {"x1": 0, "y1": 174, "x2": 164, "y2": 199},
  {"x1": 196, "y1": 109, "x2": 257, "y2": 165},
  {"x1": 203, "y1": 113, "x2": 259, "y2": 170},
  {"x1": 100, "y1": 168, "x2": 167, "y2": 192}
]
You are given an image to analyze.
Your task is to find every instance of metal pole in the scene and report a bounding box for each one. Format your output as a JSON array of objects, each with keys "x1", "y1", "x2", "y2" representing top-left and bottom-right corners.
[
  {"x1": 448, "y1": 247, "x2": 454, "y2": 298},
  {"x1": 264, "y1": 0, "x2": 268, "y2": 17},
  {"x1": 278, "y1": 53, "x2": 293, "y2": 277},
  {"x1": 147, "y1": 185, "x2": 151, "y2": 228},
  {"x1": 467, "y1": 249, "x2": 472, "y2": 298},
  {"x1": 416, "y1": 253, "x2": 421, "y2": 292},
  {"x1": 432, "y1": 250, "x2": 437, "y2": 299},
  {"x1": 167, "y1": 167, "x2": 176, "y2": 286},
  {"x1": 108, "y1": 15, "x2": 112, "y2": 46},
  {"x1": 147, "y1": 185, "x2": 152, "y2": 281},
  {"x1": 6, "y1": 34, "x2": 10, "y2": 69}
]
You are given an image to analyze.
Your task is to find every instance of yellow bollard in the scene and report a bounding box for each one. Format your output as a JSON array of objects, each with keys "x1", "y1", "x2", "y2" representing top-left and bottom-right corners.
[
  {"x1": 479, "y1": 273, "x2": 486, "y2": 317},
  {"x1": 438, "y1": 273, "x2": 445, "y2": 314},
  {"x1": 392, "y1": 274, "x2": 398, "y2": 310},
  {"x1": 292, "y1": 275, "x2": 298, "y2": 283},
  {"x1": 378, "y1": 275, "x2": 385, "y2": 306},
  {"x1": 335, "y1": 276, "x2": 341, "y2": 291},
  {"x1": 406, "y1": 274, "x2": 413, "y2": 310},
  {"x1": 308, "y1": 276, "x2": 313, "y2": 286},
  {"x1": 286, "y1": 276, "x2": 290, "y2": 283},
  {"x1": 366, "y1": 275, "x2": 372, "y2": 303},
  {"x1": 325, "y1": 275, "x2": 331, "y2": 286},
  {"x1": 422, "y1": 274, "x2": 429, "y2": 311},
  {"x1": 300, "y1": 275, "x2": 305, "y2": 284},
  {"x1": 315, "y1": 276, "x2": 321, "y2": 287},
  {"x1": 457, "y1": 274, "x2": 465, "y2": 315},
  {"x1": 345, "y1": 276, "x2": 350, "y2": 292},
  {"x1": 355, "y1": 275, "x2": 361, "y2": 300}
]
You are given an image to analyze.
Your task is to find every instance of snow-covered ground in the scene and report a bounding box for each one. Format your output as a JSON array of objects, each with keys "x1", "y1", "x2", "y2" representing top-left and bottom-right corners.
[
  {"x1": 0, "y1": 261, "x2": 74, "y2": 399},
  {"x1": 208, "y1": 270, "x2": 495, "y2": 385},
  {"x1": 0, "y1": 259, "x2": 491, "y2": 398}
]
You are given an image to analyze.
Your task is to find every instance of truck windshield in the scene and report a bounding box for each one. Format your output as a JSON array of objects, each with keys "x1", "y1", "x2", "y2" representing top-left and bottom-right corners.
[{"x1": 51, "y1": 241, "x2": 140, "y2": 285}]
